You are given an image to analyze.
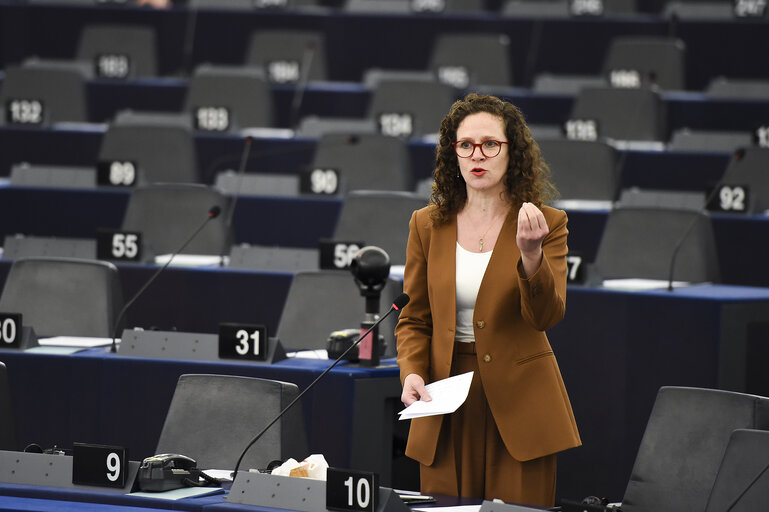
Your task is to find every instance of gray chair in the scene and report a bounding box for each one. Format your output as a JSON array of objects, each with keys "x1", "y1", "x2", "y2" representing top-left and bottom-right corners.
[
  {"x1": 311, "y1": 133, "x2": 412, "y2": 193},
  {"x1": 662, "y1": 1, "x2": 736, "y2": 19},
  {"x1": 569, "y1": 86, "x2": 666, "y2": 142},
  {"x1": 706, "y1": 77, "x2": 769, "y2": 100},
  {"x1": 9, "y1": 163, "x2": 96, "y2": 189},
  {"x1": 228, "y1": 245, "x2": 319, "y2": 272},
  {"x1": 345, "y1": 0, "x2": 484, "y2": 14},
  {"x1": 616, "y1": 188, "x2": 706, "y2": 212},
  {"x1": 502, "y1": 0, "x2": 636, "y2": 17},
  {"x1": 98, "y1": 111, "x2": 198, "y2": 184},
  {"x1": 76, "y1": 24, "x2": 157, "y2": 79},
  {"x1": 620, "y1": 387, "x2": 769, "y2": 512},
  {"x1": 334, "y1": 191, "x2": 427, "y2": 266},
  {"x1": 245, "y1": 30, "x2": 327, "y2": 84},
  {"x1": 276, "y1": 271, "x2": 403, "y2": 355},
  {"x1": 428, "y1": 33, "x2": 512, "y2": 88},
  {"x1": 0, "y1": 362, "x2": 16, "y2": 451},
  {"x1": 602, "y1": 37, "x2": 686, "y2": 90},
  {"x1": 0, "y1": 257, "x2": 123, "y2": 338},
  {"x1": 190, "y1": 0, "x2": 319, "y2": 9},
  {"x1": 185, "y1": 65, "x2": 274, "y2": 131},
  {"x1": 592, "y1": 206, "x2": 720, "y2": 284},
  {"x1": 537, "y1": 138, "x2": 620, "y2": 202},
  {"x1": 718, "y1": 147, "x2": 769, "y2": 214},
  {"x1": 155, "y1": 374, "x2": 308, "y2": 471},
  {"x1": 0, "y1": 59, "x2": 90, "y2": 126},
  {"x1": 121, "y1": 184, "x2": 233, "y2": 259},
  {"x1": 367, "y1": 78, "x2": 456, "y2": 139},
  {"x1": 215, "y1": 171, "x2": 300, "y2": 197},
  {"x1": 705, "y1": 429, "x2": 769, "y2": 512},
  {"x1": 668, "y1": 128, "x2": 753, "y2": 153}
]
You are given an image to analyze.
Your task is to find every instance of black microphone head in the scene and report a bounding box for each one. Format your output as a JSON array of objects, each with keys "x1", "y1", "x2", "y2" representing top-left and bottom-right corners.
[
  {"x1": 393, "y1": 293, "x2": 410, "y2": 310},
  {"x1": 209, "y1": 205, "x2": 222, "y2": 218},
  {"x1": 734, "y1": 147, "x2": 746, "y2": 161}
]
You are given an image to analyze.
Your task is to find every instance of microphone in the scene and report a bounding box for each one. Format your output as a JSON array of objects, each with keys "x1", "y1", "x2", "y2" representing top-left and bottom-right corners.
[
  {"x1": 230, "y1": 292, "x2": 410, "y2": 480},
  {"x1": 288, "y1": 41, "x2": 316, "y2": 130},
  {"x1": 180, "y1": 4, "x2": 199, "y2": 76},
  {"x1": 665, "y1": 147, "x2": 744, "y2": 291},
  {"x1": 109, "y1": 205, "x2": 222, "y2": 353},
  {"x1": 224, "y1": 136, "x2": 253, "y2": 231}
]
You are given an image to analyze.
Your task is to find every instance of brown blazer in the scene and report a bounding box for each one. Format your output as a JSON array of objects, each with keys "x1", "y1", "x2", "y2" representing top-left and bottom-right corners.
[{"x1": 396, "y1": 204, "x2": 581, "y2": 465}]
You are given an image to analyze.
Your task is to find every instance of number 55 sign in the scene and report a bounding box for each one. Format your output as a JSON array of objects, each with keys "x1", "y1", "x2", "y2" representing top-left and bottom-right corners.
[{"x1": 327, "y1": 468, "x2": 378, "y2": 512}]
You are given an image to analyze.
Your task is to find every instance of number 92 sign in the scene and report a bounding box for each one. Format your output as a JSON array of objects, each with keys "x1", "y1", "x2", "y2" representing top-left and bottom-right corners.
[{"x1": 326, "y1": 468, "x2": 378, "y2": 512}]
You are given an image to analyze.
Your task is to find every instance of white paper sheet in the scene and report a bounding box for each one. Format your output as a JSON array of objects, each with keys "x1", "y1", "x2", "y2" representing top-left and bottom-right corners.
[
  {"x1": 398, "y1": 371, "x2": 473, "y2": 420},
  {"x1": 38, "y1": 336, "x2": 113, "y2": 348},
  {"x1": 154, "y1": 254, "x2": 228, "y2": 268},
  {"x1": 129, "y1": 486, "x2": 224, "y2": 500},
  {"x1": 601, "y1": 278, "x2": 690, "y2": 291}
]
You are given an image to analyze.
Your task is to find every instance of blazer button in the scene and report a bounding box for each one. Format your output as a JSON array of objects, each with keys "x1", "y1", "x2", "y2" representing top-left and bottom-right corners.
[
  {"x1": 476, "y1": 320, "x2": 485, "y2": 329},
  {"x1": 483, "y1": 354, "x2": 492, "y2": 363}
]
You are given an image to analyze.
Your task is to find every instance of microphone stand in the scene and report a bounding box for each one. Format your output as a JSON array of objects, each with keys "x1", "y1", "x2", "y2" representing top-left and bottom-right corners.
[
  {"x1": 109, "y1": 206, "x2": 221, "y2": 353},
  {"x1": 230, "y1": 294, "x2": 408, "y2": 481}
]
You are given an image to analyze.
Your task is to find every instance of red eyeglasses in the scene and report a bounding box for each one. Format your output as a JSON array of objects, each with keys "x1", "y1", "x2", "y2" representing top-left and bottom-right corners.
[{"x1": 451, "y1": 139, "x2": 508, "y2": 158}]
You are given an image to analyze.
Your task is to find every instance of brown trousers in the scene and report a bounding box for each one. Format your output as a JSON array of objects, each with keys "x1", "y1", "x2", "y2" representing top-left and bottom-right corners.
[{"x1": 419, "y1": 342, "x2": 557, "y2": 507}]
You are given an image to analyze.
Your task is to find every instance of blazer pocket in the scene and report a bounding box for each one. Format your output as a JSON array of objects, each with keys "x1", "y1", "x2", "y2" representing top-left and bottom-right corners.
[{"x1": 515, "y1": 350, "x2": 554, "y2": 366}]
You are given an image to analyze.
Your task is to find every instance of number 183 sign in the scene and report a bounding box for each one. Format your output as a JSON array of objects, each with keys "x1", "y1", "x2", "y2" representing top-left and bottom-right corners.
[{"x1": 326, "y1": 468, "x2": 378, "y2": 512}]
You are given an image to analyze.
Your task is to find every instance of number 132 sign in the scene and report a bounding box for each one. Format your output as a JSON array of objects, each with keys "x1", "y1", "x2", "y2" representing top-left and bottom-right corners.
[{"x1": 326, "y1": 468, "x2": 378, "y2": 512}]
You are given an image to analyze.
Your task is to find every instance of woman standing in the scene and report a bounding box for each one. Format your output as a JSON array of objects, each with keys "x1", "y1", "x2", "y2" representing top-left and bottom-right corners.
[{"x1": 396, "y1": 93, "x2": 581, "y2": 507}]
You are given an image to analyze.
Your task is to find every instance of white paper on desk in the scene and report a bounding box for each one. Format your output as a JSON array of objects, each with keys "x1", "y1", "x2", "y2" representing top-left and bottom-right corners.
[
  {"x1": 38, "y1": 336, "x2": 113, "y2": 348},
  {"x1": 601, "y1": 278, "x2": 690, "y2": 291},
  {"x1": 398, "y1": 371, "x2": 473, "y2": 420},
  {"x1": 154, "y1": 254, "x2": 228, "y2": 267},
  {"x1": 129, "y1": 486, "x2": 224, "y2": 500},
  {"x1": 414, "y1": 505, "x2": 480, "y2": 512}
]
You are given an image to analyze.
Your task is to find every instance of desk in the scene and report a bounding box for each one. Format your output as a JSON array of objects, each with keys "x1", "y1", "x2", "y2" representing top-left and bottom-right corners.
[
  {"x1": 0, "y1": 349, "x2": 413, "y2": 490},
  {"x1": 3, "y1": 274, "x2": 769, "y2": 500}
]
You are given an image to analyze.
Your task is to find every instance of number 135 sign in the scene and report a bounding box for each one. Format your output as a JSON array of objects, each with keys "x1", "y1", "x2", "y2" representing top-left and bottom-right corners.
[{"x1": 326, "y1": 468, "x2": 378, "y2": 512}]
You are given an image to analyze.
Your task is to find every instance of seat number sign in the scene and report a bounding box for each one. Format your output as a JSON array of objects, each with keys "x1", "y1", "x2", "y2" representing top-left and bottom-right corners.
[{"x1": 326, "y1": 468, "x2": 378, "y2": 512}]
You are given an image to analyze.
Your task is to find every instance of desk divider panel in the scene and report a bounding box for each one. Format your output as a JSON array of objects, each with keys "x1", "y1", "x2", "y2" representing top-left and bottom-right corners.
[
  {"x1": 117, "y1": 329, "x2": 285, "y2": 363},
  {"x1": 228, "y1": 472, "x2": 409, "y2": 512},
  {"x1": 0, "y1": 451, "x2": 138, "y2": 493}
]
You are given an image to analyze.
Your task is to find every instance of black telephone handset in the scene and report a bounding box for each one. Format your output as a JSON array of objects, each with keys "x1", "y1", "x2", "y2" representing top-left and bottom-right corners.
[{"x1": 137, "y1": 453, "x2": 203, "y2": 492}]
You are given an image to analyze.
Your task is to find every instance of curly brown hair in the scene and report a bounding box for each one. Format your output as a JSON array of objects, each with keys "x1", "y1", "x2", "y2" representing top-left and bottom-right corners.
[{"x1": 429, "y1": 93, "x2": 558, "y2": 226}]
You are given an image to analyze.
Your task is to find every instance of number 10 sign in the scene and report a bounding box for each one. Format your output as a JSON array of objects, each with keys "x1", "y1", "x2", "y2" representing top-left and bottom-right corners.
[{"x1": 326, "y1": 468, "x2": 378, "y2": 512}]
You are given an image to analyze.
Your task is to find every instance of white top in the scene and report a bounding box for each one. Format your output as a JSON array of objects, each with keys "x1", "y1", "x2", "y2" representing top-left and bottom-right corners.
[{"x1": 455, "y1": 242, "x2": 493, "y2": 343}]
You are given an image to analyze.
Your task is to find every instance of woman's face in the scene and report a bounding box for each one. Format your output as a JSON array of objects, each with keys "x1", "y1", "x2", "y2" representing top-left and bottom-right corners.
[{"x1": 455, "y1": 112, "x2": 509, "y2": 196}]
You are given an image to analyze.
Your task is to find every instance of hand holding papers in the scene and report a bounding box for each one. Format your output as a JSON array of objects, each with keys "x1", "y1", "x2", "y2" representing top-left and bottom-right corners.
[{"x1": 398, "y1": 371, "x2": 473, "y2": 420}]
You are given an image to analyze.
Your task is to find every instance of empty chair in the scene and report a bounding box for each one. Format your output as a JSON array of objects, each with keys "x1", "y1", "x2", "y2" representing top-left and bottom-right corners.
[
  {"x1": 662, "y1": 1, "x2": 736, "y2": 19},
  {"x1": 98, "y1": 111, "x2": 198, "y2": 184},
  {"x1": 568, "y1": 86, "x2": 666, "y2": 142},
  {"x1": 592, "y1": 206, "x2": 720, "y2": 284},
  {"x1": 602, "y1": 37, "x2": 686, "y2": 90},
  {"x1": 228, "y1": 245, "x2": 319, "y2": 271},
  {"x1": 537, "y1": 139, "x2": 620, "y2": 204},
  {"x1": 215, "y1": 171, "x2": 300, "y2": 197},
  {"x1": 706, "y1": 77, "x2": 769, "y2": 99},
  {"x1": 0, "y1": 257, "x2": 123, "y2": 338},
  {"x1": 276, "y1": 270, "x2": 403, "y2": 354},
  {"x1": 334, "y1": 191, "x2": 427, "y2": 266},
  {"x1": 367, "y1": 77, "x2": 456, "y2": 139},
  {"x1": 245, "y1": 30, "x2": 328, "y2": 84},
  {"x1": 155, "y1": 374, "x2": 308, "y2": 471},
  {"x1": 620, "y1": 387, "x2": 769, "y2": 512},
  {"x1": 718, "y1": 147, "x2": 769, "y2": 214},
  {"x1": 190, "y1": 0, "x2": 319, "y2": 9},
  {"x1": 311, "y1": 133, "x2": 412, "y2": 193},
  {"x1": 2, "y1": 235, "x2": 96, "y2": 261},
  {"x1": 9, "y1": 163, "x2": 95, "y2": 189},
  {"x1": 668, "y1": 128, "x2": 753, "y2": 153},
  {"x1": 705, "y1": 429, "x2": 769, "y2": 512},
  {"x1": 0, "y1": 362, "x2": 16, "y2": 451},
  {"x1": 345, "y1": 0, "x2": 484, "y2": 14},
  {"x1": 121, "y1": 184, "x2": 233, "y2": 259},
  {"x1": 0, "y1": 59, "x2": 90, "y2": 126},
  {"x1": 428, "y1": 33, "x2": 512, "y2": 88},
  {"x1": 185, "y1": 65, "x2": 274, "y2": 131},
  {"x1": 76, "y1": 24, "x2": 157, "y2": 79},
  {"x1": 502, "y1": 0, "x2": 635, "y2": 17}
]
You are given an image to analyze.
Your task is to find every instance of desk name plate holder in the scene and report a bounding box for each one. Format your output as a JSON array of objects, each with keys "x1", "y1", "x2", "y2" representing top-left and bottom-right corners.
[
  {"x1": 228, "y1": 472, "x2": 408, "y2": 512},
  {"x1": 117, "y1": 329, "x2": 286, "y2": 363},
  {"x1": 0, "y1": 450, "x2": 138, "y2": 493}
]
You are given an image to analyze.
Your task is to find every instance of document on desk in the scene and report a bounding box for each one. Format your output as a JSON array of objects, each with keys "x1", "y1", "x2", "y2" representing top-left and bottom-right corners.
[{"x1": 398, "y1": 371, "x2": 473, "y2": 420}]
